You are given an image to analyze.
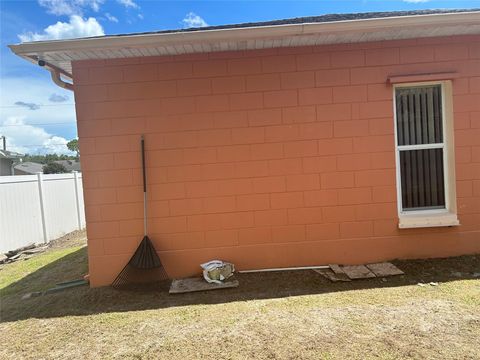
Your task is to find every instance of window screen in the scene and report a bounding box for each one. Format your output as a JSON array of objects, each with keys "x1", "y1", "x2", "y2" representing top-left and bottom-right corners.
[{"x1": 395, "y1": 85, "x2": 446, "y2": 211}]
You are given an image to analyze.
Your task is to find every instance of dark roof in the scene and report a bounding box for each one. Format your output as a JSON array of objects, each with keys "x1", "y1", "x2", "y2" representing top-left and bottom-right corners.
[
  {"x1": 14, "y1": 162, "x2": 44, "y2": 174},
  {"x1": 110, "y1": 9, "x2": 479, "y2": 38},
  {"x1": 54, "y1": 160, "x2": 81, "y2": 172}
]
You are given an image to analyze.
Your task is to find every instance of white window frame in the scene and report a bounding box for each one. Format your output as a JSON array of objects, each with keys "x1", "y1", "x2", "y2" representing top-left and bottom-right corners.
[{"x1": 392, "y1": 80, "x2": 459, "y2": 229}]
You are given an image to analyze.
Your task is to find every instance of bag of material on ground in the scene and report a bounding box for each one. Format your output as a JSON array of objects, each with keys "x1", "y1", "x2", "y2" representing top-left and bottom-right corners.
[{"x1": 201, "y1": 260, "x2": 235, "y2": 284}]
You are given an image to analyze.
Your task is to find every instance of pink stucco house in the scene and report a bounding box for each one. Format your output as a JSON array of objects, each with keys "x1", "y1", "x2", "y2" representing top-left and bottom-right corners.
[{"x1": 10, "y1": 9, "x2": 480, "y2": 287}]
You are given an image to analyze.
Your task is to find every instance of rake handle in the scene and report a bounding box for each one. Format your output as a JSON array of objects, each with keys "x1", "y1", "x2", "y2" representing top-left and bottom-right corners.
[
  {"x1": 141, "y1": 135, "x2": 147, "y2": 236},
  {"x1": 141, "y1": 135, "x2": 147, "y2": 193}
]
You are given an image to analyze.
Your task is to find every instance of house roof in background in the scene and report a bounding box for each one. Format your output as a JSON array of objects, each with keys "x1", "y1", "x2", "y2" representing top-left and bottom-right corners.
[
  {"x1": 8, "y1": 9, "x2": 480, "y2": 77},
  {"x1": 54, "y1": 160, "x2": 81, "y2": 172},
  {"x1": 13, "y1": 161, "x2": 81, "y2": 174},
  {"x1": 13, "y1": 162, "x2": 44, "y2": 174},
  {"x1": 0, "y1": 150, "x2": 23, "y2": 159}
]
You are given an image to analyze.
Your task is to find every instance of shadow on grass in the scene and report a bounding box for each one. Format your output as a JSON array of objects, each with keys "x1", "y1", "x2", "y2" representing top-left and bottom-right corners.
[
  {"x1": 1, "y1": 247, "x2": 479, "y2": 323},
  {"x1": 1, "y1": 247, "x2": 88, "y2": 298}
]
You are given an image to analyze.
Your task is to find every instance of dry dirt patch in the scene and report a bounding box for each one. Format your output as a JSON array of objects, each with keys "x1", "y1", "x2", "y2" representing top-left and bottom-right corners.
[{"x1": 47, "y1": 229, "x2": 87, "y2": 249}]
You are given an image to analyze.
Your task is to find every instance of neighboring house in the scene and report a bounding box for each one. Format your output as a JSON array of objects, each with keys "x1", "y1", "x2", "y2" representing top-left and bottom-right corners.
[
  {"x1": 13, "y1": 161, "x2": 44, "y2": 175},
  {"x1": 14, "y1": 160, "x2": 81, "y2": 175},
  {"x1": 54, "y1": 160, "x2": 81, "y2": 172},
  {"x1": 0, "y1": 136, "x2": 23, "y2": 176},
  {"x1": 0, "y1": 150, "x2": 23, "y2": 176},
  {"x1": 10, "y1": 9, "x2": 480, "y2": 287}
]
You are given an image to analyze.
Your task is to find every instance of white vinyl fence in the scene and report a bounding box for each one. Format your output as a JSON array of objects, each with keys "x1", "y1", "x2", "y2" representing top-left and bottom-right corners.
[{"x1": 0, "y1": 172, "x2": 86, "y2": 253}]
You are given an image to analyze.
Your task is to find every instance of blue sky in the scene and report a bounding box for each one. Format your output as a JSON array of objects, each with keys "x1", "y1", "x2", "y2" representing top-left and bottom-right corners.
[{"x1": 0, "y1": 0, "x2": 478, "y2": 154}]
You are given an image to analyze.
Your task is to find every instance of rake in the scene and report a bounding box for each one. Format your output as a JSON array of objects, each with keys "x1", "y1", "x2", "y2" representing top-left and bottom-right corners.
[{"x1": 112, "y1": 135, "x2": 169, "y2": 289}]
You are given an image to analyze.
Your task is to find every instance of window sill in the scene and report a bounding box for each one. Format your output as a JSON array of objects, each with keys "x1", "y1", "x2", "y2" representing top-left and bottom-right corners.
[
  {"x1": 398, "y1": 212, "x2": 460, "y2": 229},
  {"x1": 388, "y1": 72, "x2": 458, "y2": 84}
]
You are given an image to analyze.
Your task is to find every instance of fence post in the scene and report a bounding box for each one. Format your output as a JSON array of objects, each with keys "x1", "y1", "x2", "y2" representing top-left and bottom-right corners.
[
  {"x1": 37, "y1": 172, "x2": 48, "y2": 243},
  {"x1": 73, "y1": 171, "x2": 82, "y2": 230}
]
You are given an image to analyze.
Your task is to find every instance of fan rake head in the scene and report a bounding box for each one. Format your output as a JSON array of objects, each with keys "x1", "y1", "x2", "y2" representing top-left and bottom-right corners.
[{"x1": 112, "y1": 236, "x2": 169, "y2": 289}]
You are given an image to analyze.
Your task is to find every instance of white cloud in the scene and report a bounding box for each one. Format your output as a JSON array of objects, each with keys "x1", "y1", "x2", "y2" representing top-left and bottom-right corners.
[
  {"x1": 38, "y1": 0, "x2": 104, "y2": 16},
  {"x1": 105, "y1": 12, "x2": 118, "y2": 23},
  {"x1": 1, "y1": 117, "x2": 74, "y2": 155},
  {"x1": 117, "y1": 0, "x2": 139, "y2": 9},
  {"x1": 138, "y1": 13, "x2": 144, "y2": 20},
  {"x1": 18, "y1": 15, "x2": 104, "y2": 42},
  {"x1": 181, "y1": 12, "x2": 208, "y2": 28},
  {"x1": 0, "y1": 77, "x2": 76, "y2": 155},
  {"x1": 402, "y1": 0, "x2": 430, "y2": 3}
]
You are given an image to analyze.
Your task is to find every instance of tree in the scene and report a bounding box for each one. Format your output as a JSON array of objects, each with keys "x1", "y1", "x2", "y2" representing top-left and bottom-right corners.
[
  {"x1": 23, "y1": 153, "x2": 76, "y2": 164},
  {"x1": 43, "y1": 162, "x2": 68, "y2": 174},
  {"x1": 67, "y1": 139, "x2": 79, "y2": 158}
]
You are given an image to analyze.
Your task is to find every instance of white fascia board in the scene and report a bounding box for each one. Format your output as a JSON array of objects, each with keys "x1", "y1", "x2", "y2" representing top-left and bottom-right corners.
[{"x1": 9, "y1": 12, "x2": 480, "y2": 57}]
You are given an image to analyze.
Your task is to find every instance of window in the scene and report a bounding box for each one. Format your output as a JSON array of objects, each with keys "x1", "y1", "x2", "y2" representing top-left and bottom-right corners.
[{"x1": 393, "y1": 81, "x2": 459, "y2": 228}]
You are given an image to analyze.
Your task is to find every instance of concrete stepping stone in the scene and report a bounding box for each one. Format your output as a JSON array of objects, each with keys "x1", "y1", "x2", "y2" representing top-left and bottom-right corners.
[
  {"x1": 366, "y1": 263, "x2": 404, "y2": 277},
  {"x1": 342, "y1": 265, "x2": 376, "y2": 280}
]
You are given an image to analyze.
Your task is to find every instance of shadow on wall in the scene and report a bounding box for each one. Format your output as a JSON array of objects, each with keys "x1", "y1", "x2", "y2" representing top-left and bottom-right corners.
[{"x1": 1, "y1": 248, "x2": 479, "y2": 323}]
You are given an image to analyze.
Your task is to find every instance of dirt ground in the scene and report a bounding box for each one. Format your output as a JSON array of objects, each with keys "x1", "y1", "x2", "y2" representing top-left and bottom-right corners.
[
  {"x1": 46, "y1": 229, "x2": 87, "y2": 249},
  {"x1": 0, "y1": 231, "x2": 479, "y2": 360}
]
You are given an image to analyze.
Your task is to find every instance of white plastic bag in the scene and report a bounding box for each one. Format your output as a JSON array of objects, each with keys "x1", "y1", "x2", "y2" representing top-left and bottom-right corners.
[{"x1": 200, "y1": 260, "x2": 235, "y2": 284}]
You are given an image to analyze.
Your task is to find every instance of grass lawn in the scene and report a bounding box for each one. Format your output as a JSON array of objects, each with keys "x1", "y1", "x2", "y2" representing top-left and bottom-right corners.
[{"x1": 0, "y1": 234, "x2": 479, "y2": 360}]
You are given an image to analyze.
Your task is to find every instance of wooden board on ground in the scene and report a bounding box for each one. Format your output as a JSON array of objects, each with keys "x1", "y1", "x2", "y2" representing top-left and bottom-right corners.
[
  {"x1": 342, "y1": 265, "x2": 376, "y2": 280},
  {"x1": 169, "y1": 277, "x2": 239, "y2": 294},
  {"x1": 314, "y1": 268, "x2": 351, "y2": 282},
  {"x1": 329, "y1": 264, "x2": 345, "y2": 275},
  {"x1": 5, "y1": 243, "x2": 35, "y2": 258},
  {"x1": 22, "y1": 247, "x2": 47, "y2": 255},
  {"x1": 367, "y1": 263, "x2": 404, "y2": 277}
]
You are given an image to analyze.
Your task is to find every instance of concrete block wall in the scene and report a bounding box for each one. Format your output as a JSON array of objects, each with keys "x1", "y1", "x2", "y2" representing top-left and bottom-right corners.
[{"x1": 73, "y1": 35, "x2": 480, "y2": 286}]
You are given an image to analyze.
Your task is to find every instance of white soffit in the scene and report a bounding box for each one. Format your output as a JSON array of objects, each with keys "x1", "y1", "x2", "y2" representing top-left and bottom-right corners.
[{"x1": 8, "y1": 11, "x2": 480, "y2": 77}]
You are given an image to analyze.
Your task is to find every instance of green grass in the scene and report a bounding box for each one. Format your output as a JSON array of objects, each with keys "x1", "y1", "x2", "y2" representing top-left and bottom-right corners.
[
  {"x1": 0, "y1": 243, "x2": 479, "y2": 360},
  {"x1": 0, "y1": 246, "x2": 87, "y2": 297},
  {"x1": 0, "y1": 246, "x2": 86, "y2": 296}
]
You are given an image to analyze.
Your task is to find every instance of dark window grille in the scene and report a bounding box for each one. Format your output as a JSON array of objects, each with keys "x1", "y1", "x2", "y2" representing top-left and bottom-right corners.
[{"x1": 395, "y1": 85, "x2": 446, "y2": 211}]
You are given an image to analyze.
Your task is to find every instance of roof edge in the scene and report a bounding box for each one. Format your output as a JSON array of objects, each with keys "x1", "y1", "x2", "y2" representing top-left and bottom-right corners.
[{"x1": 9, "y1": 11, "x2": 480, "y2": 56}]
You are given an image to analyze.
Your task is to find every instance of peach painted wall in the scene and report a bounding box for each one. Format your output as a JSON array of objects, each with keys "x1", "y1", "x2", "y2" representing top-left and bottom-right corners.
[{"x1": 72, "y1": 35, "x2": 480, "y2": 287}]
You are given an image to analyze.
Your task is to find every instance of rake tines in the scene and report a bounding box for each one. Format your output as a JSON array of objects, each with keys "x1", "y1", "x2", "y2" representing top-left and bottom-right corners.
[{"x1": 112, "y1": 236, "x2": 169, "y2": 289}]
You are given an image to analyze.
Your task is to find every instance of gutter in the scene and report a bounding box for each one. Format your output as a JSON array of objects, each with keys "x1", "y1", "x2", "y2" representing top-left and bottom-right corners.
[
  {"x1": 7, "y1": 11, "x2": 480, "y2": 91},
  {"x1": 27, "y1": 56, "x2": 74, "y2": 91},
  {"x1": 8, "y1": 12, "x2": 480, "y2": 55},
  {"x1": 49, "y1": 69, "x2": 73, "y2": 91}
]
